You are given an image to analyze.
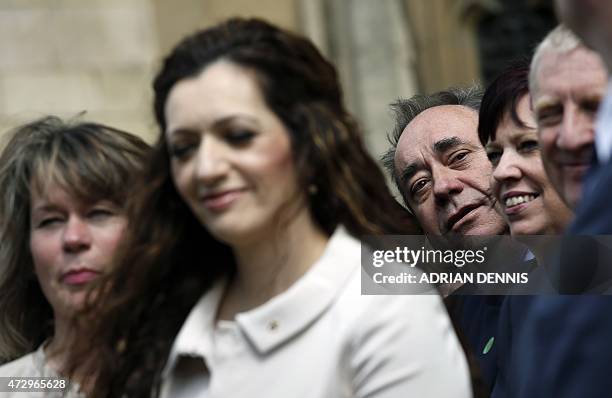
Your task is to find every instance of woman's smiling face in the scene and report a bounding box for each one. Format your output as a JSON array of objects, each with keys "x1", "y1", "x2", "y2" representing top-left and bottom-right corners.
[{"x1": 488, "y1": 94, "x2": 573, "y2": 235}]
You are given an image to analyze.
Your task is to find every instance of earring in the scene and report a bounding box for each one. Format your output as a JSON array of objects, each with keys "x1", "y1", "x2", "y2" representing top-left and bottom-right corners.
[{"x1": 308, "y1": 184, "x2": 318, "y2": 195}]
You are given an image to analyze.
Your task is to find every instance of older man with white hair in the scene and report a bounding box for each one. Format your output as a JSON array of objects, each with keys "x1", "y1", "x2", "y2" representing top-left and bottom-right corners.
[
  {"x1": 489, "y1": 24, "x2": 611, "y2": 398},
  {"x1": 528, "y1": 25, "x2": 607, "y2": 210},
  {"x1": 508, "y1": 7, "x2": 612, "y2": 396},
  {"x1": 552, "y1": 0, "x2": 612, "y2": 229}
]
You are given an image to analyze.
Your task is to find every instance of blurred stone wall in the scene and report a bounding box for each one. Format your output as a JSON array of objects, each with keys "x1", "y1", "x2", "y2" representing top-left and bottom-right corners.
[
  {"x1": 0, "y1": 0, "x2": 158, "y2": 141},
  {"x1": 0, "y1": 0, "x2": 484, "y2": 158},
  {"x1": 152, "y1": 0, "x2": 299, "y2": 58},
  {"x1": 0, "y1": 0, "x2": 300, "y2": 143},
  {"x1": 318, "y1": 0, "x2": 419, "y2": 158},
  {"x1": 406, "y1": 0, "x2": 481, "y2": 94}
]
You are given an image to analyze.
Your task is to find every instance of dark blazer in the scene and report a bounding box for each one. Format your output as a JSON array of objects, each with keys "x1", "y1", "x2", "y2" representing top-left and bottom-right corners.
[
  {"x1": 508, "y1": 159, "x2": 612, "y2": 398},
  {"x1": 447, "y1": 254, "x2": 536, "y2": 396},
  {"x1": 490, "y1": 295, "x2": 536, "y2": 398},
  {"x1": 569, "y1": 160, "x2": 612, "y2": 234},
  {"x1": 446, "y1": 293, "x2": 505, "y2": 393}
]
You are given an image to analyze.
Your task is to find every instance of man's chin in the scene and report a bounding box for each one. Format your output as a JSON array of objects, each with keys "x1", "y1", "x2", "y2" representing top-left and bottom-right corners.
[{"x1": 452, "y1": 221, "x2": 507, "y2": 236}]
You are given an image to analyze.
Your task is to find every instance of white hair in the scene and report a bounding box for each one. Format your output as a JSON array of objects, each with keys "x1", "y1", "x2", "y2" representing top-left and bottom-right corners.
[{"x1": 529, "y1": 25, "x2": 584, "y2": 95}]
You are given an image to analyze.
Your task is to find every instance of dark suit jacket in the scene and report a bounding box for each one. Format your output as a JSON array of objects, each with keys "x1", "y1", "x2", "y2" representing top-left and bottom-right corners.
[
  {"x1": 508, "y1": 159, "x2": 612, "y2": 398},
  {"x1": 446, "y1": 293, "x2": 505, "y2": 393},
  {"x1": 569, "y1": 161, "x2": 612, "y2": 234}
]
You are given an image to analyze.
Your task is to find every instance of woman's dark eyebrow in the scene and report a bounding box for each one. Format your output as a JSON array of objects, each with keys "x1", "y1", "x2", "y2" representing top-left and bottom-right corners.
[
  {"x1": 210, "y1": 115, "x2": 260, "y2": 130},
  {"x1": 168, "y1": 115, "x2": 261, "y2": 137}
]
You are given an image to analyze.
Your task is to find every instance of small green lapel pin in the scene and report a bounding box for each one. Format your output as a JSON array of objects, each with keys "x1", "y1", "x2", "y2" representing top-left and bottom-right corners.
[{"x1": 483, "y1": 337, "x2": 495, "y2": 354}]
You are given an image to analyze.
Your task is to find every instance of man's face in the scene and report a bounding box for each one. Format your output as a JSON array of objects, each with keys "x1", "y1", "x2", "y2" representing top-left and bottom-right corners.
[
  {"x1": 394, "y1": 105, "x2": 507, "y2": 237},
  {"x1": 532, "y1": 47, "x2": 608, "y2": 209}
]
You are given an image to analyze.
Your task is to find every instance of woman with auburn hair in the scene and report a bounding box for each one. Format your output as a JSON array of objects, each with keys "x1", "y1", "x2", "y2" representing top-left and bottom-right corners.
[
  {"x1": 0, "y1": 117, "x2": 149, "y2": 395},
  {"x1": 69, "y1": 18, "x2": 470, "y2": 398}
]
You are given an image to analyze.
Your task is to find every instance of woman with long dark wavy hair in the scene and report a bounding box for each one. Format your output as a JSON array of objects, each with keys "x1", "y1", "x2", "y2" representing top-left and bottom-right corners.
[{"x1": 68, "y1": 18, "x2": 470, "y2": 398}]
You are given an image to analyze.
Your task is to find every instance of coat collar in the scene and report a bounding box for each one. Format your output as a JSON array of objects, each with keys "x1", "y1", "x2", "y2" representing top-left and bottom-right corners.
[{"x1": 163, "y1": 227, "x2": 359, "y2": 377}]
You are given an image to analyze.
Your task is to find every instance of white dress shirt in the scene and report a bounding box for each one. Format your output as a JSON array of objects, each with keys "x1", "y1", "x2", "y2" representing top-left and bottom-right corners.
[{"x1": 160, "y1": 227, "x2": 471, "y2": 398}]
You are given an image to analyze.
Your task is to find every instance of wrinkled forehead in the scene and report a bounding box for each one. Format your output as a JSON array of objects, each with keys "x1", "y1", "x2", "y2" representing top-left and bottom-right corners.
[
  {"x1": 394, "y1": 105, "x2": 479, "y2": 168},
  {"x1": 533, "y1": 48, "x2": 608, "y2": 99}
]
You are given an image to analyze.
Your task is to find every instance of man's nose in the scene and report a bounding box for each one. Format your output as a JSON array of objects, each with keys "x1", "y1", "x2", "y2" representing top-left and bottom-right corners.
[
  {"x1": 557, "y1": 102, "x2": 595, "y2": 152},
  {"x1": 432, "y1": 168, "x2": 464, "y2": 204}
]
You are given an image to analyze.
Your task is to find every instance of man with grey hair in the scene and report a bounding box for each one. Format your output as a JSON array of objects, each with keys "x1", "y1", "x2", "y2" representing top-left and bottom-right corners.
[
  {"x1": 479, "y1": 31, "x2": 606, "y2": 394},
  {"x1": 550, "y1": 1, "x2": 612, "y2": 229},
  {"x1": 383, "y1": 87, "x2": 510, "y2": 394},
  {"x1": 528, "y1": 25, "x2": 608, "y2": 210},
  {"x1": 505, "y1": 4, "x2": 612, "y2": 397},
  {"x1": 383, "y1": 87, "x2": 507, "y2": 238}
]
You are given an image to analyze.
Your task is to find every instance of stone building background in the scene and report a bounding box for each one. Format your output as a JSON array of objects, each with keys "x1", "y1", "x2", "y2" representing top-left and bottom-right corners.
[{"x1": 0, "y1": 0, "x2": 556, "y2": 158}]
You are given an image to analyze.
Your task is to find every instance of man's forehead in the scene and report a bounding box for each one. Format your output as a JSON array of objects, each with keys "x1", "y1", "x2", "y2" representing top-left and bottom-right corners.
[
  {"x1": 535, "y1": 48, "x2": 608, "y2": 97},
  {"x1": 395, "y1": 105, "x2": 479, "y2": 162}
]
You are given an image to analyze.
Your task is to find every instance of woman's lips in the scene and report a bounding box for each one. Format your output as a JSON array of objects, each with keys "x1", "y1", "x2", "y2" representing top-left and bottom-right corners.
[
  {"x1": 505, "y1": 201, "x2": 531, "y2": 216},
  {"x1": 61, "y1": 269, "x2": 101, "y2": 286},
  {"x1": 200, "y1": 189, "x2": 245, "y2": 212},
  {"x1": 503, "y1": 193, "x2": 539, "y2": 216}
]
